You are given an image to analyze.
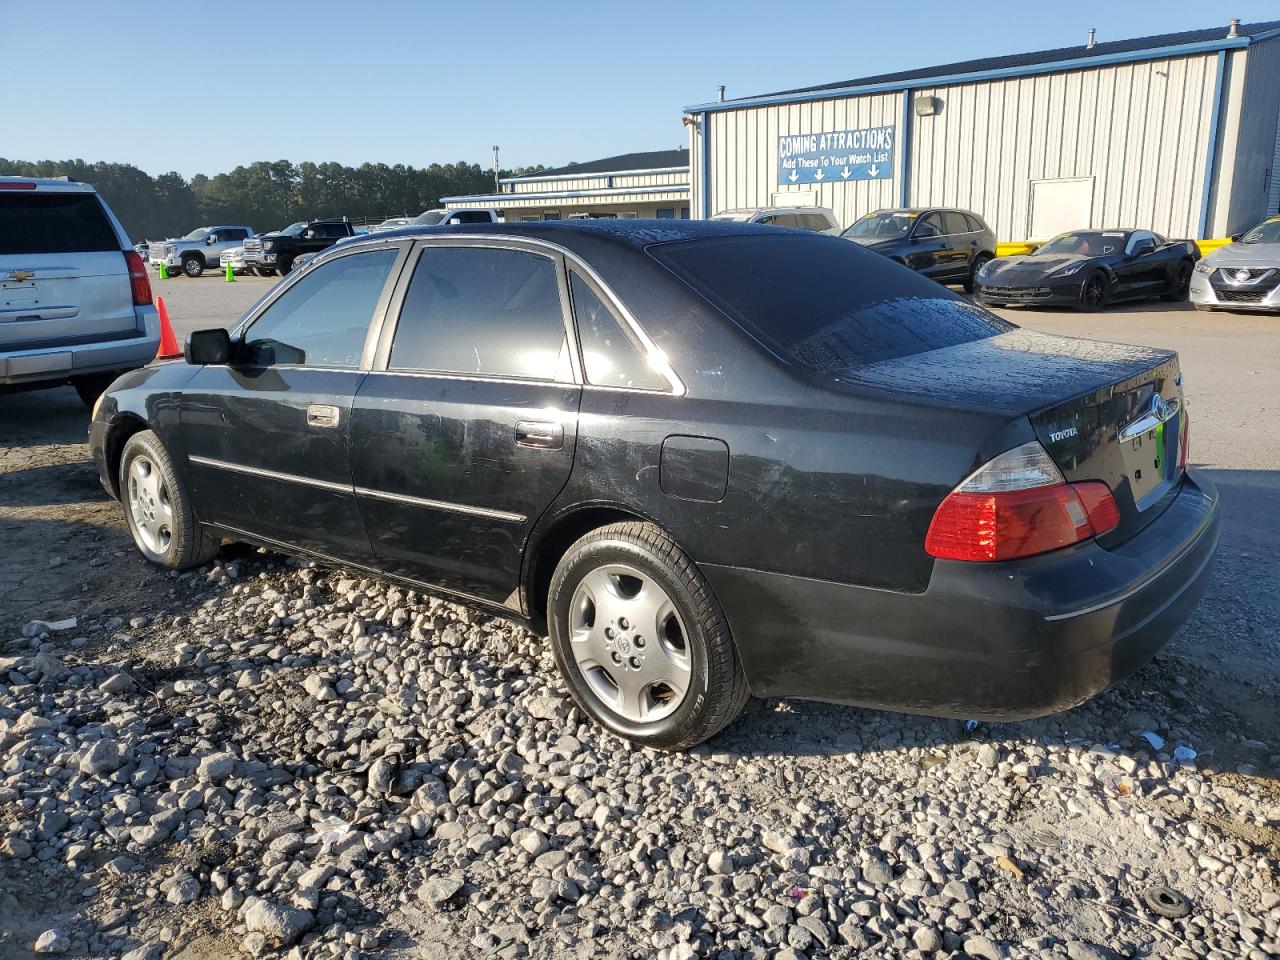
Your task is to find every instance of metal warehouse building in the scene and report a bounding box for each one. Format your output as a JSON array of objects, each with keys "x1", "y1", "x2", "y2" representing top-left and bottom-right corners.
[
  {"x1": 442, "y1": 149, "x2": 690, "y2": 221},
  {"x1": 684, "y1": 19, "x2": 1280, "y2": 241}
]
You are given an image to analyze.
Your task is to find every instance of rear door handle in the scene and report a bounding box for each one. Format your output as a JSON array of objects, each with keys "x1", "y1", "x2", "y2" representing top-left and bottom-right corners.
[
  {"x1": 515, "y1": 420, "x2": 564, "y2": 449},
  {"x1": 306, "y1": 403, "x2": 340, "y2": 428}
]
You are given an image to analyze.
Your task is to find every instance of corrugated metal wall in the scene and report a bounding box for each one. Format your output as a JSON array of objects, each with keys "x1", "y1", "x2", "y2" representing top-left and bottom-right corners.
[
  {"x1": 911, "y1": 54, "x2": 1218, "y2": 239},
  {"x1": 694, "y1": 52, "x2": 1224, "y2": 240},
  {"x1": 1223, "y1": 38, "x2": 1280, "y2": 230}
]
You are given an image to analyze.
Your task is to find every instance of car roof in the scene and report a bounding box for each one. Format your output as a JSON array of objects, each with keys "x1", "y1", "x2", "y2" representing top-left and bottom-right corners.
[
  {"x1": 0, "y1": 176, "x2": 96, "y2": 193},
  {"x1": 354, "y1": 218, "x2": 793, "y2": 252}
]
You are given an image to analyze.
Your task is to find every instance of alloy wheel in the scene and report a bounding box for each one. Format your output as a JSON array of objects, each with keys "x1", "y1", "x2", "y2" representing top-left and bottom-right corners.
[
  {"x1": 567, "y1": 564, "x2": 691, "y2": 723},
  {"x1": 1082, "y1": 275, "x2": 1106, "y2": 310},
  {"x1": 127, "y1": 455, "x2": 173, "y2": 555}
]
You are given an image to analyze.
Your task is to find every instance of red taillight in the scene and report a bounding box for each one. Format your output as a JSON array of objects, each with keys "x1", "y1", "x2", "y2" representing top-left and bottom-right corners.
[
  {"x1": 0, "y1": 181, "x2": 38, "y2": 190},
  {"x1": 1178, "y1": 411, "x2": 1190, "y2": 472},
  {"x1": 925, "y1": 443, "x2": 1121, "y2": 562},
  {"x1": 124, "y1": 250, "x2": 153, "y2": 306}
]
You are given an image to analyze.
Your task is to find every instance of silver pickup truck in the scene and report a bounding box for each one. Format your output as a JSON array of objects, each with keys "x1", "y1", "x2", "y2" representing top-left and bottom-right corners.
[{"x1": 148, "y1": 225, "x2": 254, "y2": 277}]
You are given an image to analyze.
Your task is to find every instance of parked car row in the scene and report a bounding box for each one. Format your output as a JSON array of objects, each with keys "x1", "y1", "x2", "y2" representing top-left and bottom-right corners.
[{"x1": 715, "y1": 203, "x2": 1279, "y2": 312}]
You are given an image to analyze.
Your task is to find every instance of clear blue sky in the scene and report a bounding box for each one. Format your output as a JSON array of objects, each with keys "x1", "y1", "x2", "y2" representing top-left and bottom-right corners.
[{"x1": 3, "y1": 1, "x2": 1277, "y2": 178}]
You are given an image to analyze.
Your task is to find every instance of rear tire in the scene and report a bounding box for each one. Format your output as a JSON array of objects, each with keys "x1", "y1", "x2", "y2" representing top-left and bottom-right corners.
[
  {"x1": 1077, "y1": 271, "x2": 1110, "y2": 312},
  {"x1": 73, "y1": 373, "x2": 116, "y2": 409},
  {"x1": 547, "y1": 521, "x2": 749, "y2": 750},
  {"x1": 964, "y1": 253, "x2": 992, "y2": 294},
  {"x1": 119, "y1": 430, "x2": 220, "y2": 570},
  {"x1": 181, "y1": 254, "x2": 204, "y2": 278},
  {"x1": 1161, "y1": 261, "x2": 1194, "y2": 301}
]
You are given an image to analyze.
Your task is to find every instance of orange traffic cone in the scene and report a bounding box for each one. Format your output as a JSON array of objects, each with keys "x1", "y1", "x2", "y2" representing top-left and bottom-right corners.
[{"x1": 155, "y1": 297, "x2": 182, "y2": 360}]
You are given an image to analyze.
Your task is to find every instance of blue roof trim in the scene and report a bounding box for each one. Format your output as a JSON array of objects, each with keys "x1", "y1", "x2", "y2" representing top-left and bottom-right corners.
[
  {"x1": 442, "y1": 185, "x2": 690, "y2": 204},
  {"x1": 683, "y1": 36, "x2": 1252, "y2": 114}
]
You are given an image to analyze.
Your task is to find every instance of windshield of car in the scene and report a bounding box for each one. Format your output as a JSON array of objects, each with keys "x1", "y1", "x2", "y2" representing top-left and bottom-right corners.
[
  {"x1": 181, "y1": 227, "x2": 210, "y2": 240},
  {"x1": 414, "y1": 211, "x2": 447, "y2": 225},
  {"x1": 1240, "y1": 218, "x2": 1280, "y2": 244},
  {"x1": 652, "y1": 235, "x2": 1013, "y2": 371},
  {"x1": 841, "y1": 212, "x2": 916, "y2": 240},
  {"x1": 1035, "y1": 232, "x2": 1127, "y2": 257},
  {"x1": 276, "y1": 222, "x2": 307, "y2": 236}
]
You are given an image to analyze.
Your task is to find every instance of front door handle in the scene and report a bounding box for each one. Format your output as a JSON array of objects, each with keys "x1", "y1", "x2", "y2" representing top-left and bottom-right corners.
[
  {"x1": 306, "y1": 403, "x2": 340, "y2": 428},
  {"x1": 516, "y1": 420, "x2": 564, "y2": 449}
]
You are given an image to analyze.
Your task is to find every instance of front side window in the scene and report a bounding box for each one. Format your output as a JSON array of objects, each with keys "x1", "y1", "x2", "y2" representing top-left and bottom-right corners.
[
  {"x1": 388, "y1": 246, "x2": 572, "y2": 382},
  {"x1": 915, "y1": 213, "x2": 944, "y2": 238},
  {"x1": 241, "y1": 248, "x2": 397, "y2": 367},
  {"x1": 570, "y1": 272, "x2": 664, "y2": 390}
]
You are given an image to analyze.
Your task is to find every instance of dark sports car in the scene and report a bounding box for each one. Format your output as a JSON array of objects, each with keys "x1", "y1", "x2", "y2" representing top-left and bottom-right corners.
[
  {"x1": 977, "y1": 230, "x2": 1199, "y2": 310},
  {"x1": 89, "y1": 221, "x2": 1218, "y2": 750}
]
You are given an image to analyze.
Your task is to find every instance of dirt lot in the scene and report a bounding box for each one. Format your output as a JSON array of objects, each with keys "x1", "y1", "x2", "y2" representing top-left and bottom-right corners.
[{"x1": 2, "y1": 280, "x2": 1279, "y2": 960}]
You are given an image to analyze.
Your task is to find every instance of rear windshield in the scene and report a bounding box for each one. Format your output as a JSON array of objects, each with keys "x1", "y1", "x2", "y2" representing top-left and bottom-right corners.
[
  {"x1": 0, "y1": 192, "x2": 119, "y2": 255},
  {"x1": 651, "y1": 235, "x2": 1013, "y2": 371}
]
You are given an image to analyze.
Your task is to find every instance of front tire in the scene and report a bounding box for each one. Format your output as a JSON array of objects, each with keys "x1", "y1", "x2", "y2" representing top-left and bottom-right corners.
[
  {"x1": 277, "y1": 256, "x2": 295, "y2": 276},
  {"x1": 181, "y1": 255, "x2": 204, "y2": 278},
  {"x1": 1077, "y1": 271, "x2": 1110, "y2": 311},
  {"x1": 964, "y1": 254, "x2": 992, "y2": 294},
  {"x1": 254, "y1": 267, "x2": 277, "y2": 278},
  {"x1": 1162, "y1": 261, "x2": 1193, "y2": 301},
  {"x1": 547, "y1": 522, "x2": 748, "y2": 750},
  {"x1": 119, "y1": 430, "x2": 220, "y2": 570}
]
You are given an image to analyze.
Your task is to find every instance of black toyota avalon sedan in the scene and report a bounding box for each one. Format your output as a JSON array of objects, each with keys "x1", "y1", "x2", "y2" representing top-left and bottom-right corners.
[{"x1": 89, "y1": 220, "x2": 1219, "y2": 750}]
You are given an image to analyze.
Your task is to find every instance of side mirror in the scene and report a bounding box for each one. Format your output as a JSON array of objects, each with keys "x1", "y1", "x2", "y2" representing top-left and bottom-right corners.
[
  {"x1": 303, "y1": 229, "x2": 315, "y2": 240},
  {"x1": 185, "y1": 328, "x2": 231, "y2": 366},
  {"x1": 1230, "y1": 233, "x2": 1243, "y2": 242},
  {"x1": 206, "y1": 235, "x2": 217, "y2": 245}
]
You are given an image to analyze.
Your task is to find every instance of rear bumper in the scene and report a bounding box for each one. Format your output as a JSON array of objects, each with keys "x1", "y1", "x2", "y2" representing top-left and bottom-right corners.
[
  {"x1": 0, "y1": 307, "x2": 159, "y2": 387},
  {"x1": 704, "y1": 469, "x2": 1219, "y2": 720}
]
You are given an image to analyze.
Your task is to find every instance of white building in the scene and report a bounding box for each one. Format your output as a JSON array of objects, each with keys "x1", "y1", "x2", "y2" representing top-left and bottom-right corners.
[
  {"x1": 685, "y1": 19, "x2": 1280, "y2": 240},
  {"x1": 442, "y1": 149, "x2": 690, "y2": 222}
]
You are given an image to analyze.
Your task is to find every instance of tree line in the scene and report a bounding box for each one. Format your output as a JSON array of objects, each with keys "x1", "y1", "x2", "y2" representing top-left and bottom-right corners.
[{"x1": 0, "y1": 158, "x2": 547, "y2": 241}]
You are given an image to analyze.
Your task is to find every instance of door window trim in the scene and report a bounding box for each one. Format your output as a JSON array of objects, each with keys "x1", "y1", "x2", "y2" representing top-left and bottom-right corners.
[
  {"x1": 566, "y1": 266, "x2": 671, "y2": 394},
  {"x1": 231, "y1": 240, "x2": 413, "y2": 372}
]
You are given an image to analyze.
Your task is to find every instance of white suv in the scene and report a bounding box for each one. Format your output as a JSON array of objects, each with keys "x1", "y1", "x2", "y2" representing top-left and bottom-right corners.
[
  {"x1": 1, "y1": 177, "x2": 158, "y2": 406},
  {"x1": 711, "y1": 206, "x2": 842, "y2": 234}
]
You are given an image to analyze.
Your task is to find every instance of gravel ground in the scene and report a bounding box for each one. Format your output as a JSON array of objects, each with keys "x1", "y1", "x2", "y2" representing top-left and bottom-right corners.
[{"x1": 2, "y1": 294, "x2": 1279, "y2": 960}]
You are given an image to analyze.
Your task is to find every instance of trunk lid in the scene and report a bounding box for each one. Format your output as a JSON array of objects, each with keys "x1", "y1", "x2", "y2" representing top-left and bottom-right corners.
[
  {"x1": 831, "y1": 328, "x2": 1186, "y2": 543},
  {"x1": 0, "y1": 190, "x2": 137, "y2": 350}
]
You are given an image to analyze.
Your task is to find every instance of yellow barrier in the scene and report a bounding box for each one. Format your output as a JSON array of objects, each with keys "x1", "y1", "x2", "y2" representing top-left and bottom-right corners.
[{"x1": 995, "y1": 238, "x2": 1232, "y2": 258}]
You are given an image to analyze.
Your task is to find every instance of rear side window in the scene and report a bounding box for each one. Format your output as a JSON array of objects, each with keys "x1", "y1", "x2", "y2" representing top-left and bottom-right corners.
[
  {"x1": 944, "y1": 212, "x2": 971, "y2": 235},
  {"x1": 389, "y1": 246, "x2": 572, "y2": 382},
  {"x1": 0, "y1": 192, "x2": 118, "y2": 255},
  {"x1": 651, "y1": 235, "x2": 1013, "y2": 371},
  {"x1": 964, "y1": 213, "x2": 986, "y2": 233},
  {"x1": 242, "y1": 248, "x2": 397, "y2": 367},
  {"x1": 569, "y1": 272, "x2": 664, "y2": 390}
]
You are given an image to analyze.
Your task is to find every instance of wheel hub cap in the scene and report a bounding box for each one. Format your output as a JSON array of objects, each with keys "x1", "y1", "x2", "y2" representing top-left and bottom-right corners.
[
  {"x1": 126, "y1": 456, "x2": 173, "y2": 554},
  {"x1": 568, "y1": 564, "x2": 691, "y2": 723}
]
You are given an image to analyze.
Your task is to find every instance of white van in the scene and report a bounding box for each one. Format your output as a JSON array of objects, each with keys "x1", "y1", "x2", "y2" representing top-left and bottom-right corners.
[{"x1": 1, "y1": 177, "x2": 159, "y2": 406}]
